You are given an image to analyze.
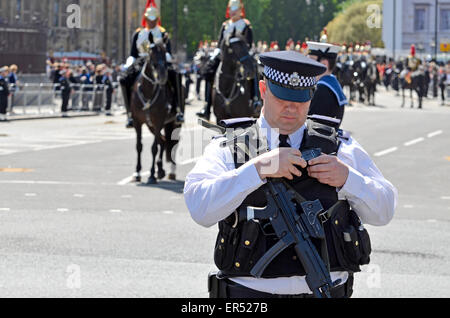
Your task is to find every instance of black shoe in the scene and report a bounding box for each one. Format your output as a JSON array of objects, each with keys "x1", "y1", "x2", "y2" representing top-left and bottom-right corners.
[
  {"x1": 176, "y1": 113, "x2": 185, "y2": 124},
  {"x1": 126, "y1": 119, "x2": 134, "y2": 129},
  {"x1": 196, "y1": 108, "x2": 210, "y2": 121}
]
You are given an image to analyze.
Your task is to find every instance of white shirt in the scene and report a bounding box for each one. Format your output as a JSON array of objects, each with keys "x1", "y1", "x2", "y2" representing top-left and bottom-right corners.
[{"x1": 184, "y1": 115, "x2": 397, "y2": 295}]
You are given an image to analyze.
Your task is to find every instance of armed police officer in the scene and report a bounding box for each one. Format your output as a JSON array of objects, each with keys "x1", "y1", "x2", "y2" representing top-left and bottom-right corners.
[
  {"x1": 119, "y1": 3, "x2": 184, "y2": 128},
  {"x1": 184, "y1": 51, "x2": 397, "y2": 298},
  {"x1": 196, "y1": 0, "x2": 261, "y2": 120},
  {"x1": 307, "y1": 42, "x2": 347, "y2": 129}
]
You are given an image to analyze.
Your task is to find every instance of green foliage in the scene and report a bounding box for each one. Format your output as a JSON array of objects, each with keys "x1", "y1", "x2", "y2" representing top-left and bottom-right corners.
[
  {"x1": 326, "y1": 0, "x2": 384, "y2": 47},
  {"x1": 160, "y1": 0, "x2": 346, "y2": 56}
]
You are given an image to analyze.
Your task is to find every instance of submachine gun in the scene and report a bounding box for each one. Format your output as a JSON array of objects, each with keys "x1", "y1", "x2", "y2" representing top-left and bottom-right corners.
[{"x1": 239, "y1": 173, "x2": 343, "y2": 298}]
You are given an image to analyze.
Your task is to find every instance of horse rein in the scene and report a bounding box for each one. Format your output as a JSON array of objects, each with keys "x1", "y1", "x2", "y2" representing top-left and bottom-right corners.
[{"x1": 138, "y1": 57, "x2": 166, "y2": 111}]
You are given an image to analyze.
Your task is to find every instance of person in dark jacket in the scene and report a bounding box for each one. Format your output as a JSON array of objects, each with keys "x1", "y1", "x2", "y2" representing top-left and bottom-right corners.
[
  {"x1": 59, "y1": 69, "x2": 73, "y2": 117},
  {"x1": 0, "y1": 66, "x2": 10, "y2": 121}
]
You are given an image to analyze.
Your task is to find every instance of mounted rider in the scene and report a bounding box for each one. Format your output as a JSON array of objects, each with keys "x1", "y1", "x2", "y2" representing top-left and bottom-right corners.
[
  {"x1": 405, "y1": 44, "x2": 421, "y2": 85},
  {"x1": 119, "y1": 1, "x2": 184, "y2": 128},
  {"x1": 196, "y1": 0, "x2": 261, "y2": 120}
]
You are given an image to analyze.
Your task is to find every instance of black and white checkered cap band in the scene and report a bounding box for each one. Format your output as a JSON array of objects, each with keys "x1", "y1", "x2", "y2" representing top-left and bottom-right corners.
[{"x1": 264, "y1": 66, "x2": 317, "y2": 88}]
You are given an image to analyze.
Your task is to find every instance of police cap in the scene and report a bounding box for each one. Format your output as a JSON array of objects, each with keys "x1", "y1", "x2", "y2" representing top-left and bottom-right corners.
[{"x1": 259, "y1": 50, "x2": 326, "y2": 103}]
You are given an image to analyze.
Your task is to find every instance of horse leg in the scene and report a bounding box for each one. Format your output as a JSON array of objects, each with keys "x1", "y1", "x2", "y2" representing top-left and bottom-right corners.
[
  {"x1": 410, "y1": 88, "x2": 414, "y2": 108},
  {"x1": 157, "y1": 139, "x2": 166, "y2": 180},
  {"x1": 134, "y1": 124, "x2": 143, "y2": 183},
  {"x1": 147, "y1": 138, "x2": 158, "y2": 185},
  {"x1": 401, "y1": 88, "x2": 405, "y2": 108},
  {"x1": 165, "y1": 122, "x2": 178, "y2": 181}
]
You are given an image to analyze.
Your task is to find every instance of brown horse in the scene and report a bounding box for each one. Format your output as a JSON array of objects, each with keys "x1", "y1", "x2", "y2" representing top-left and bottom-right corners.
[{"x1": 130, "y1": 35, "x2": 181, "y2": 184}]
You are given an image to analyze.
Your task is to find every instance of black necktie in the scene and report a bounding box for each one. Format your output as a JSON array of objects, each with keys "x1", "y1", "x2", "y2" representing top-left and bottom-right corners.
[{"x1": 279, "y1": 134, "x2": 290, "y2": 148}]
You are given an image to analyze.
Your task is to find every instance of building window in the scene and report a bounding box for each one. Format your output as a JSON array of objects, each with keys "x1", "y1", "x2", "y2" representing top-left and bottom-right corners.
[
  {"x1": 441, "y1": 9, "x2": 450, "y2": 31},
  {"x1": 414, "y1": 8, "x2": 426, "y2": 31},
  {"x1": 53, "y1": 0, "x2": 59, "y2": 27}
]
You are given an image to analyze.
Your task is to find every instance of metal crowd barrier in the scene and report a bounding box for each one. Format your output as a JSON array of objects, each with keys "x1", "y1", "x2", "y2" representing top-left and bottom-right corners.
[{"x1": 7, "y1": 82, "x2": 124, "y2": 115}]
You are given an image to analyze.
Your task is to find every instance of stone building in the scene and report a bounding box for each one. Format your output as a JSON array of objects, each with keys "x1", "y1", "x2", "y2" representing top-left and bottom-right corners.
[
  {"x1": 383, "y1": 0, "x2": 450, "y2": 60},
  {"x1": 0, "y1": 0, "x2": 161, "y2": 71}
]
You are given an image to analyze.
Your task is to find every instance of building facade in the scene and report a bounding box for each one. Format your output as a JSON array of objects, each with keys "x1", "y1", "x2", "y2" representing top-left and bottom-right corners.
[
  {"x1": 383, "y1": 0, "x2": 450, "y2": 60},
  {"x1": 0, "y1": 0, "x2": 161, "y2": 72}
]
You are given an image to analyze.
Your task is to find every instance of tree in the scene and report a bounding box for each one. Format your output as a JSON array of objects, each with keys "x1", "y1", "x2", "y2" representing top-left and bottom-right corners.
[
  {"x1": 325, "y1": 0, "x2": 384, "y2": 47},
  {"x1": 160, "y1": 0, "x2": 346, "y2": 57}
]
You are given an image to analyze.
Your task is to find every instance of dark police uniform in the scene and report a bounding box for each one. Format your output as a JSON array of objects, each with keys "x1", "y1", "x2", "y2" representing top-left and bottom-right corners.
[
  {"x1": 0, "y1": 71, "x2": 9, "y2": 120},
  {"x1": 307, "y1": 42, "x2": 347, "y2": 129},
  {"x1": 59, "y1": 74, "x2": 72, "y2": 115},
  {"x1": 102, "y1": 73, "x2": 114, "y2": 114},
  {"x1": 185, "y1": 51, "x2": 397, "y2": 298}
]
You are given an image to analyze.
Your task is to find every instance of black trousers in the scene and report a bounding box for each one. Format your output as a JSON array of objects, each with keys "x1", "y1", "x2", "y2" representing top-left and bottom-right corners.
[
  {"x1": 0, "y1": 96, "x2": 7, "y2": 115},
  {"x1": 61, "y1": 92, "x2": 70, "y2": 112},
  {"x1": 105, "y1": 91, "x2": 112, "y2": 111}
]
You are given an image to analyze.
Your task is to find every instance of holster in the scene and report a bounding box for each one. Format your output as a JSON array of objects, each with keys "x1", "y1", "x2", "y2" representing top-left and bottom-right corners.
[{"x1": 208, "y1": 272, "x2": 228, "y2": 298}]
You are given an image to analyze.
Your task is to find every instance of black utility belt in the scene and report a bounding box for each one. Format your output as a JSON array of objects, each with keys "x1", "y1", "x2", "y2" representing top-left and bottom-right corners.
[{"x1": 208, "y1": 273, "x2": 353, "y2": 298}]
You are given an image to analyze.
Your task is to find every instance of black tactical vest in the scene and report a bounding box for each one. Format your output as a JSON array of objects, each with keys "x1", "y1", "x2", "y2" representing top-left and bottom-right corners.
[{"x1": 213, "y1": 118, "x2": 371, "y2": 279}]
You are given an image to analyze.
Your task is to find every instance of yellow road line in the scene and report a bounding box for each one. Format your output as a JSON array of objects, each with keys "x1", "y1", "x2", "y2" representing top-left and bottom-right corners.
[{"x1": 0, "y1": 168, "x2": 33, "y2": 173}]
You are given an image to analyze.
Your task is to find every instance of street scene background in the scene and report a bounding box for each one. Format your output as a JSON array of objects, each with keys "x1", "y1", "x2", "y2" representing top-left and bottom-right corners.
[{"x1": 0, "y1": 0, "x2": 450, "y2": 298}]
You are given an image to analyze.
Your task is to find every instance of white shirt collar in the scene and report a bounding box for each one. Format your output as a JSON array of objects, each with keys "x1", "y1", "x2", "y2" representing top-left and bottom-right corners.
[{"x1": 257, "y1": 115, "x2": 306, "y2": 150}]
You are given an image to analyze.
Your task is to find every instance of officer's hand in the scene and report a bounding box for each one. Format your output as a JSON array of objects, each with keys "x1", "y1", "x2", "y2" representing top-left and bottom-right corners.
[
  {"x1": 307, "y1": 155, "x2": 349, "y2": 188},
  {"x1": 253, "y1": 148, "x2": 307, "y2": 181}
]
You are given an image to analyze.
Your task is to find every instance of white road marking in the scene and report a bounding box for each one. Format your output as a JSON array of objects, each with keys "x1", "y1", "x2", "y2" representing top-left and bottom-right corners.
[
  {"x1": 427, "y1": 219, "x2": 437, "y2": 223},
  {"x1": 117, "y1": 172, "x2": 150, "y2": 185},
  {"x1": 24, "y1": 193, "x2": 37, "y2": 197},
  {"x1": 427, "y1": 130, "x2": 443, "y2": 138},
  {"x1": 162, "y1": 211, "x2": 174, "y2": 215},
  {"x1": 121, "y1": 195, "x2": 132, "y2": 198},
  {"x1": 0, "y1": 208, "x2": 11, "y2": 212},
  {"x1": 404, "y1": 138, "x2": 424, "y2": 147},
  {"x1": 374, "y1": 147, "x2": 398, "y2": 157},
  {"x1": 57, "y1": 208, "x2": 69, "y2": 212},
  {"x1": 109, "y1": 209, "x2": 122, "y2": 213},
  {"x1": 73, "y1": 194, "x2": 85, "y2": 198},
  {"x1": 403, "y1": 205, "x2": 414, "y2": 209},
  {"x1": 441, "y1": 197, "x2": 450, "y2": 200}
]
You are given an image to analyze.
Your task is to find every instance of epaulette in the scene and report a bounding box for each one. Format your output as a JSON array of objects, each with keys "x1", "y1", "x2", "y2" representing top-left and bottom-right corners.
[
  {"x1": 135, "y1": 27, "x2": 142, "y2": 33},
  {"x1": 158, "y1": 26, "x2": 166, "y2": 33},
  {"x1": 243, "y1": 19, "x2": 251, "y2": 25},
  {"x1": 219, "y1": 117, "x2": 257, "y2": 130}
]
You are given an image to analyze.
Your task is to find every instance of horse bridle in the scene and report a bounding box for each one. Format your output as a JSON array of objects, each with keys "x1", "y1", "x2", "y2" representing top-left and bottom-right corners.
[{"x1": 137, "y1": 50, "x2": 167, "y2": 111}]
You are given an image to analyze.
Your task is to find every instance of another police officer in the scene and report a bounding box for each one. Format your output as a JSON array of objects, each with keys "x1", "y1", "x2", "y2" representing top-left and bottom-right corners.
[
  {"x1": 0, "y1": 66, "x2": 10, "y2": 122},
  {"x1": 103, "y1": 68, "x2": 114, "y2": 116},
  {"x1": 59, "y1": 69, "x2": 73, "y2": 117},
  {"x1": 307, "y1": 42, "x2": 348, "y2": 128},
  {"x1": 184, "y1": 51, "x2": 397, "y2": 298}
]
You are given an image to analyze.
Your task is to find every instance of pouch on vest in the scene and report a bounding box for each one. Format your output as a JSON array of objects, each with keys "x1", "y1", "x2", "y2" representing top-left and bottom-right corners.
[{"x1": 329, "y1": 207, "x2": 372, "y2": 272}]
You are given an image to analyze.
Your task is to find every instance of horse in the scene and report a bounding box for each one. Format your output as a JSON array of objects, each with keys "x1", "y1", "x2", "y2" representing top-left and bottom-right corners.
[
  {"x1": 363, "y1": 60, "x2": 379, "y2": 106},
  {"x1": 400, "y1": 67, "x2": 426, "y2": 109},
  {"x1": 129, "y1": 34, "x2": 181, "y2": 185},
  {"x1": 336, "y1": 59, "x2": 357, "y2": 105},
  {"x1": 212, "y1": 30, "x2": 261, "y2": 123}
]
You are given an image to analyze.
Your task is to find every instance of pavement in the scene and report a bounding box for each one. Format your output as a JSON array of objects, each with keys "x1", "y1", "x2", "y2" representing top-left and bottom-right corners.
[{"x1": 0, "y1": 87, "x2": 449, "y2": 298}]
